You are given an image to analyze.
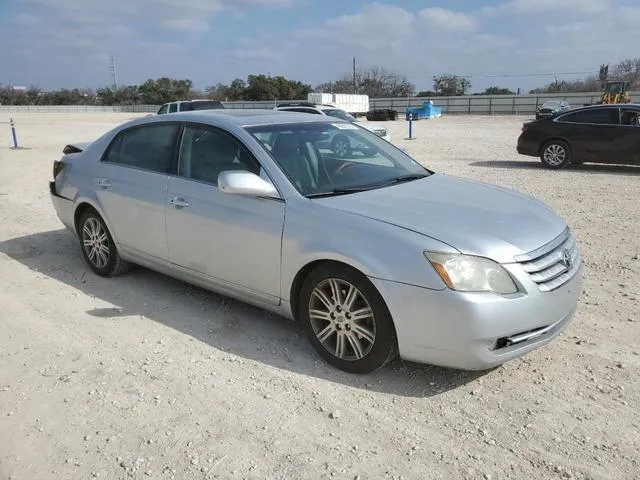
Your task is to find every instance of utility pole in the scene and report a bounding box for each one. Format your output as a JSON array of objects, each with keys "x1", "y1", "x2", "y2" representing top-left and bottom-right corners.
[
  {"x1": 353, "y1": 56, "x2": 357, "y2": 94},
  {"x1": 109, "y1": 56, "x2": 118, "y2": 90}
]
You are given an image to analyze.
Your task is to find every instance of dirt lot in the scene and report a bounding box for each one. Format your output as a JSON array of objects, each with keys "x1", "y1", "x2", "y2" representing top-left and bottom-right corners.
[{"x1": 0, "y1": 112, "x2": 638, "y2": 480}]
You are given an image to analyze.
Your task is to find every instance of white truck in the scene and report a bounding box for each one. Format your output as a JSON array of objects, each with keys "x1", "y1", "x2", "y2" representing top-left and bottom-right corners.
[{"x1": 307, "y1": 93, "x2": 369, "y2": 117}]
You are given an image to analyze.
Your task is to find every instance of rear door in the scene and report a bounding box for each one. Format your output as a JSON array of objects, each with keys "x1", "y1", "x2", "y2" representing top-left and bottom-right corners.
[
  {"x1": 96, "y1": 122, "x2": 181, "y2": 261},
  {"x1": 554, "y1": 107, "x2": 620, "y2": 162}
]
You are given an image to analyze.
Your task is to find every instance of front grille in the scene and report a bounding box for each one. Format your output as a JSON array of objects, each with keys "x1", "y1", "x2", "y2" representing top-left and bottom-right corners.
[{"x1": 515, "y1": 229, "x2": 581, "y2": 292}]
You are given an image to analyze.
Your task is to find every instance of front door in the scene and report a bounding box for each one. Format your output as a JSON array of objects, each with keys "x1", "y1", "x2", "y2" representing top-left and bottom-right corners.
[
  {"x1": 165, "y1": 123, "x2": 285, "y2": 303},
  {"x1": 96, "y1": 122, "x2": 181, "y2": 260},
  {"x1": 558, "y1": 107, "x2": 620, "y2": 162},
  {"x1": 617, "y1": 108, "x2": 640, "y2": 164}
]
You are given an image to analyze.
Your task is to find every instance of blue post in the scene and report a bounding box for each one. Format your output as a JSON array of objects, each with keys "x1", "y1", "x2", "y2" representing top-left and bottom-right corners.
[{"x1": 10, "y1": 118, "x2": 18, "y2": 149}]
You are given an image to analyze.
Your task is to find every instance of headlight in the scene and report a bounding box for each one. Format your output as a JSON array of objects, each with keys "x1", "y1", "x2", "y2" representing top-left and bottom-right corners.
[{"x1": 423, "y1": 251, "x2": 518, "y2": 294}]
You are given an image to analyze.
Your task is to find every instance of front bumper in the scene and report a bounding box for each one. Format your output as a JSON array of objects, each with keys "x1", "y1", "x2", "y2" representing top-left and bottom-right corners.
[{"x1": 371, "y1": 262, "x2": 583, "y2": 370}]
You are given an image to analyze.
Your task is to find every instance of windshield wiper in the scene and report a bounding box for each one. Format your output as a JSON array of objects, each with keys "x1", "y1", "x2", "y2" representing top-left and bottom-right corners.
[
  {"x1": 306, "y1": 186, "x2": 373, "y2": 198},
  {"x1": 306, "y1": 174, "x2": 429, "y2": 198},
  {"x1": 378, "y1": 173, "x2": 429, "y2": 186}
]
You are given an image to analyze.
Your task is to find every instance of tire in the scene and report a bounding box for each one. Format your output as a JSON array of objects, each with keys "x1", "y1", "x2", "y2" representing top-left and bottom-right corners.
[
  {"x1": 299, "y1": 264, "x2": 397, "y2": 374},
  {"x1": 331, "y1": 135, "x2": 351, "y2": 158},
  {"x1": 540, "y1": 140, "x2": 571, "y2": 169},
  {"x1": 77, "y1": 209, "x2": 130, "y2": 277}
]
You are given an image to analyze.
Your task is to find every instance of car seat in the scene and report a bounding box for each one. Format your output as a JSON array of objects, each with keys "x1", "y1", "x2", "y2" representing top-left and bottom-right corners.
[{"x1": 271, "y1": 134, "x2": 317, "y2": 192}]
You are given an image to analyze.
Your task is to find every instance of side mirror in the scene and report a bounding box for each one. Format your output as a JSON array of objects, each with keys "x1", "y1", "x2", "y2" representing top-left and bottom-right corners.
[{"x1": 217, "y1": 171, "x2": 280, "y2": 199}]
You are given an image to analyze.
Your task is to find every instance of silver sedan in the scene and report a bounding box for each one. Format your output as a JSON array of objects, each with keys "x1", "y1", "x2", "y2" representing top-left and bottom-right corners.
[{"x1": 50, "y1": 110, "x2": 583, "y2": 373}]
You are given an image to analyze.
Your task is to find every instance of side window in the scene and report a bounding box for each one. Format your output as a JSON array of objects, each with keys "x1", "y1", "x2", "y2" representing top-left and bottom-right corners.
[
  {"x1": 168, "y1": 103, "x2": 178, "y2": 113},
  {"x1": 285, "y1": 108, "x2": 321, "y2": 114},
  {"x1": 103, "y1": 124, "x2": 180, "y2": 174},
  {"x1": 620, "y1": 109, "x2": 640, "y2": 126},
  {"x1": 178, "y1": 125, "x2": 261, "y2": 185},
  {"x1": 157, "y1": 104, "x2": 168, "y2": 115},
  {"x1": 558, "y1": 108, "x2": 618, "y2": 125}
]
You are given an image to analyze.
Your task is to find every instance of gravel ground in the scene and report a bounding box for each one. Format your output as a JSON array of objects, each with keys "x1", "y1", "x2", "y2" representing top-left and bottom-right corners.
[{"x1": 0, "y1": 113, "x2": 638, "y2": 480}]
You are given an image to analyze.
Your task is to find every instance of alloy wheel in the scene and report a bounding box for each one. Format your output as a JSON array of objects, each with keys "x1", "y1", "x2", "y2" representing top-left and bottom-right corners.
[
  {"x1": 543, "y1": 144, "x2": 566, "y2": 166},
  {"x1": 308, "y1": 278, "x2": 376, "y2": 361},
  {"x1": 82, "y1": 217, "x2": 110, "y2": 269},
  {"x1": 332, "y1": 139, "x2": 350, "y2": 157}
]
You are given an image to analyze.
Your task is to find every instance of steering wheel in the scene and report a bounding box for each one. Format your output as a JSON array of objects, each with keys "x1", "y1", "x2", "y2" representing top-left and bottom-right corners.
[{"x1": 333, "y1": 161, "x2": 362, "y2": 176}]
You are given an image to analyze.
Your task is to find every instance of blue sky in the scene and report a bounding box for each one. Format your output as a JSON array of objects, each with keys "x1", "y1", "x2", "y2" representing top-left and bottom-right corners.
[{"x1": 1, "y1": 0, "x2": 640, "y2": 93}]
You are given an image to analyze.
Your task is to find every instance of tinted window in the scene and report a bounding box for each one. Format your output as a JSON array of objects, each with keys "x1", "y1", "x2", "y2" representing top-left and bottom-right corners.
[
  {"x1": 104, "y1": 124, "x2": 180, "y2": 174},
  {"x1": 157, "y1": 104, "x2": 168, "y2": 115},
  {"x1": 185, "y1": 101, "x2": 224, "y2": 111},
  {"x1": 558, "y1": 108, "x2": 618, "y2": 125},
  {"x1": 178, "y1": 125, "x2": 261, "y2": 185},
  {"x1": 621, "y1": 109, "x2": 640, "y2": 126},
  {"x1": 168, "y1": 103, "x2": 178, "y2": 113},
  {"x1": 285, "y1": 108, "x2": 321, "y2": 114}
]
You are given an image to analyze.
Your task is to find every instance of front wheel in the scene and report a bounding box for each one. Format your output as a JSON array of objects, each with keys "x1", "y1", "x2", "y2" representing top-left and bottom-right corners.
[
  {"x1": 299, "y1": 264, "x2": 397, "y2": 374},
  {"x1": 78, "y1": 209, "x2": 130, "y2": 277},
  {"x1": 540, "y1": 140, "x2": 571, "y2": 169}
]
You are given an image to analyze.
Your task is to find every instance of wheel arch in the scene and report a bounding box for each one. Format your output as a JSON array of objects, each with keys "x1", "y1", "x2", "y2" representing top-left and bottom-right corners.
[
  {"x1": 538, "y1": 137, "x2": 572, "y2": 156},
  {"x1": 290, "y1": 258, "x2": 399, "y2": 350},
  {"x1": 72, "y1": 199, "x2": 116, "y2": 241},
  {"x1": 289, "y1": 258, "x2": 393, "y2": 327}
]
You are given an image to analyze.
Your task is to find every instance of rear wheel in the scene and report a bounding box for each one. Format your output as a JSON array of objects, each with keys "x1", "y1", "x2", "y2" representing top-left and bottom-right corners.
[
  {"x1": 299, "y1": 264, "x2": 397, "y2": 374},
  {"x1": 540, "y1": 140, "x2": 571, "y2": 169},
  {"x1": 78, "y1": 209, "x2": 130, "y2": 277}
]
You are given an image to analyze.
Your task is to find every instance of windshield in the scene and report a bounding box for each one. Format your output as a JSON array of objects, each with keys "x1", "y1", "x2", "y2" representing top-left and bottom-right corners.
[
  {"x1": 541, "y1": 101, "x2": 561, "y2": 108},
  {"x1": 322, "y1": 109, "x2": 356, "y2": 122},
  {"x1": 246, "y1": 121, "x2": 430, "y2": 197}
]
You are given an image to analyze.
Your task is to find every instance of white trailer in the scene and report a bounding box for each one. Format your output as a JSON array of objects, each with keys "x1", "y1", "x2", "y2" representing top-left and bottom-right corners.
[{"x1": 307, "y1": 93, "x2": 369, "y2": 116}]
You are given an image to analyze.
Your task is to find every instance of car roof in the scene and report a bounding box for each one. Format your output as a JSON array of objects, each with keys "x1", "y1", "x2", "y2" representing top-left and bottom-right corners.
[
  {"x1": 141, "y1": 109, "x2": 349, "y2": 128},
  {"x1": 569, "y1": 103, "x2": 640, "y2": 109}
]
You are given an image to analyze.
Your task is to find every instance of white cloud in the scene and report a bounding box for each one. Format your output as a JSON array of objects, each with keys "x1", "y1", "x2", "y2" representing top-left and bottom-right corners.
[
  {"x1": 419, "y1": 7, "x2": 478, "y2": 31},
  {"x1": 164, "y1": 19, "x2": 211, "y2": 32},
  {"x1": 485, "y1": 0, "x2": 612, "y2": 15}
]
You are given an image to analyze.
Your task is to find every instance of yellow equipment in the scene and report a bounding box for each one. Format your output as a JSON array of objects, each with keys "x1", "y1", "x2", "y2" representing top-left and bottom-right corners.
[{"x1": 600, "y1": 81, "x2": 631, "y2": 104}]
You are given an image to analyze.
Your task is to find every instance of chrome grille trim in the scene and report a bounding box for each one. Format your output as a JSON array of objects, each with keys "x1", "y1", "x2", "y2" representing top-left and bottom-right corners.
[
  {"x1": 514, "y1": 227, "x2": 570, "y2": 263},
  {"x1": 517, "y1": 230, "x2": 581, "y2": 292}
]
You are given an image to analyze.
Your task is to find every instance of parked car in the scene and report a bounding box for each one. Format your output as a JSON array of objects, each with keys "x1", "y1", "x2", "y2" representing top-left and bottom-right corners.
[
  {"x1": 517, "y1": 104, "x2": 640, "y2": 168},
  {"x1": 274, "y1": 102, "x2": 391, "y2": 156},
  {"x1": 535, "y1": 100, "x2": 570, "y2": 120},
  {"x1": 157, "y1": 99, "x2": 225, "y2": 115},
  {"x1": 50, "y1": 110, "x2": 582, "y2": 373}
]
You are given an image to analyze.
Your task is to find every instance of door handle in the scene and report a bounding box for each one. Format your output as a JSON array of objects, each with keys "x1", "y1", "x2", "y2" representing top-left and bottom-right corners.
[
  {"x1": 97, "y1": 178, "x2": 112, "y2": 188},
  {"x1": 169, "y1": 196, "x2": 190, "y2": 208}
]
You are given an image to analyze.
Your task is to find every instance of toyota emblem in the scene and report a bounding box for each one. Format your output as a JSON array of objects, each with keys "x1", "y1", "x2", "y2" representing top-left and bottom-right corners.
[{"x1": 561, "y1": 248, "x2": 572, "y2": 269}]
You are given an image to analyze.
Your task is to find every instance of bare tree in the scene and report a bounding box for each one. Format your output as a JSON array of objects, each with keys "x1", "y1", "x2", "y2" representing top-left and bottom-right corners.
[
  {"x1": 612, "y1": 58, "x2": 640, "y2": 88},
  {"x1": 317, "y1": 67, "x2": 414, "y2": 98}
]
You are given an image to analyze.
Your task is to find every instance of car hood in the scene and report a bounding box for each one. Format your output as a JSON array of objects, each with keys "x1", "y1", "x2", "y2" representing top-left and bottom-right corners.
[{"x1": 314, "y1": 173, "x2": 567, "y2": 263}]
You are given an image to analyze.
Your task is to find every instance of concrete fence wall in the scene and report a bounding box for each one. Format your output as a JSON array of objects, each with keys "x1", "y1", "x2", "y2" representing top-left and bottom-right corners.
[
  {"x1": 2, "y1": 91, "x2": 639, "y2": 115},
  {"x1": 0, "y1": 104, "x2": 158, "y2": 113}
]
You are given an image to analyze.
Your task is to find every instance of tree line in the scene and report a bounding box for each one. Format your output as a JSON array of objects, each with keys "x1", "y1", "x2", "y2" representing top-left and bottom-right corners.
[{"x1": 2, "y1": 58, "x2": 638, "y2": 106}]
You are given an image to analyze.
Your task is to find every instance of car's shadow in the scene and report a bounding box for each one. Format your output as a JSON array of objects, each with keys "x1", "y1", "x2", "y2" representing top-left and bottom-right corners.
[
  {"x1": 0, "y1": 229, "x2": 488, "y2": 398},
  {"x1": 469, "y1": 160, "x2": 640, "y2": 175}
]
